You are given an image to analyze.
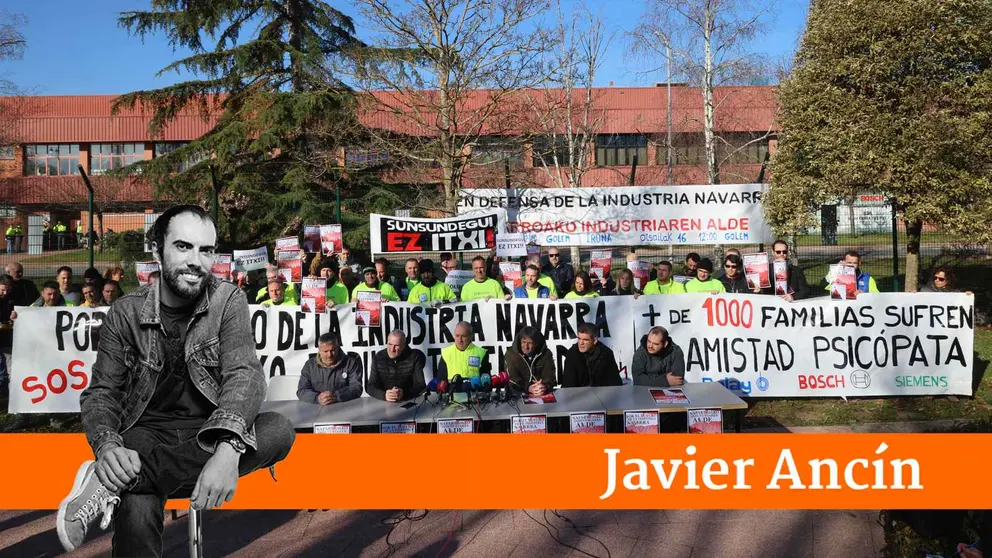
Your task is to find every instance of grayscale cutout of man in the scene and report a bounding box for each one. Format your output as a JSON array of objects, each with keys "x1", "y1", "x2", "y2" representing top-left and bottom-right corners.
[{"x1": 57, "y1": 205, "x2": 296, "y2": 556}]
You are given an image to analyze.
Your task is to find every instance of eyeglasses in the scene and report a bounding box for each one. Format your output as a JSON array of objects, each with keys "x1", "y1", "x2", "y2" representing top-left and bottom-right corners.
[
  {"x1": 934, "y1": 276, "x2": 947, "y2": 281},
  {"x1": 549, "y1": 253, "x2": 559, "y2": 258},
  {"x1": 774, "y1": 250, "x2": 788, "y2": 255},
  {"x1": 724, "y1": 264, "x2": 738, "y2": 269}
]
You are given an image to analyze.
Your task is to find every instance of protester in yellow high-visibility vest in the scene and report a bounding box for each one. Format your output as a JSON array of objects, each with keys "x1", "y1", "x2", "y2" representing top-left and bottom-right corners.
[
  {"x1": 437, "y1": 322, "x2": 491, "y2": 381},
  {"x1": 54, "y1": 221, "x2": 68, "y2": 250},
  {"x1": 351, "y1": 266, "x2": 400, "y2": 302},
  {"x1": 407, "y1": 259, "x2": 457, "y2": 304},
  {"x1": 643, "y1": 261, "x2": 687, "y2": 295}
]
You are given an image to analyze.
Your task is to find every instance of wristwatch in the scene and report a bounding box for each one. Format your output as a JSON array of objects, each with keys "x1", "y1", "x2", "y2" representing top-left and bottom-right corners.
[{"x1": 216, "y1": 434, "x2": 247, "y2": 454}]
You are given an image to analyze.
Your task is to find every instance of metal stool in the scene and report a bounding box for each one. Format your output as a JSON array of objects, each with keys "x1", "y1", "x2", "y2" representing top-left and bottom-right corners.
[{"x1": 170, "y1": 506, "x2": 203, "y2": 557}]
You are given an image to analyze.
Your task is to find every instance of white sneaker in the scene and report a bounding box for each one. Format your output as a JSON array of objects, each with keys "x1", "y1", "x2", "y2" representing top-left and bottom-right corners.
[{"x1": 56, "y1": 461, "x2": 120, "y2": 552}]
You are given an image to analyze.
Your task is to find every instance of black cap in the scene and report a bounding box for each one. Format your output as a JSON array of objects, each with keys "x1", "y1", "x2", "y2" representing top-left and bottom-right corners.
[
  {"x1": 418, "y1": 259, "x2": 435, "y2": 273},
  {"x1": 698, "y1": 258, "x2": 714, "y2": 272}
]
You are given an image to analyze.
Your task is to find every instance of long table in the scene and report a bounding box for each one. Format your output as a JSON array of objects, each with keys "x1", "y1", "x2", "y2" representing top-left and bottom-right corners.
[{"x1": 262, "y1": 383, "x2": 747, "y2": 433}]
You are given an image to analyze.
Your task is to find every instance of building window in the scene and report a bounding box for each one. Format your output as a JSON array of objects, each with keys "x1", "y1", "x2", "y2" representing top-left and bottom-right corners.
[
  {"x1": 24, "y1": 144, "x2": 80, "y2": 176},
  {"x1": 595, "y1": 134, "x2": 647, "y2": 166},
  {"x1": 0, "y1": 145, "x2": 14, "y2": 160},
  {"x1": 716, "y1": 132, "x2": 769, "y2": 165},
  {"x1": 661, "y1": 132, "x2": 769, "y2": 166},
  {"x1": 531, "y1": 136, "x2": 583, "y2": 168},
  {"x1": 91, "y1": 143, "x2": 144, "y2": 174},
  {"x1": 471, "y1": 136, "x2": 523, "y2": 169},
  {"x1": 154, "y1": 142, "x2": 204, "y2": 172},
  {"x1": 344, "y1": 147, "x2": 390, "y2": 169}
]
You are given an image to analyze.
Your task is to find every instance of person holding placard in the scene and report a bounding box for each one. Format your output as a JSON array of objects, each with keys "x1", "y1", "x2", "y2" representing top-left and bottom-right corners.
[
  {"x1": 318, "y1": 260, "x2": 350, "y2": 306},
  {"x1": 298, "y1": 333, "x2": 363, "y2": 405},
  {"x1": 505, "y1": 326, "x2": 556, "y2": 396},
  {"x1": 437, "y1": 322, "x2": 490, "y2": 381},
  {"x1": 564, "y1": 272, "x2": 600, "y2": 299},
  {"x1": 351, "y1": 266, "x2": 400, "y2": 302},
  {"x1": 719, "y1": 254, "x2": 761, "y2": 294},
  {"x1": 367, "y1": 330, "x2": 427, "y2": 402},
  {"x1": 823, "y1": 250, "x2": 879, "y2": 295},
  {"x1": 683, "y1": 253, "x2": 701, "y2": 279},
  {"x1": 764, "y1": 240, "x2": 810, "y2": 301},
  {"x1": 513, "y1": 265, "x2": 557, "y2": 299},
  {"x1": 460, "y1": 256, "x2": 511, "y2": 301},
  {"x1": 30, "y1": 280, "x2": 75, "y2": 307},
  {"x1": 407, "y1": 259, "x2": 458, "y2": 304},
  {"x1": 631, "y1": 326, "x2": 685, "y2": 388},
  {"x1": 642, "y1": 261, "x2": 686, "y2": 295},
  {"x1": 80, "y1": 282, "x2": 103, "y2": 308},
  {"x1": 4, "y1": 262, "x2": 39, "y2": 307},
  {"x1": 56, "y1": 265, "x2": 82, "y2": 306},
  {"x1": 561, "y1": 322, "x2": 622, "y2": 387},
  {"x1": 684, "y1": 259, "x2": 726, "y2": 294}
]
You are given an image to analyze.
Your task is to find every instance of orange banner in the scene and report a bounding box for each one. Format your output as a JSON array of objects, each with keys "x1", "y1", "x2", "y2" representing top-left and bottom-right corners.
[{"x1": 0, "y1": 434, "x2": 989, "y2": 510}]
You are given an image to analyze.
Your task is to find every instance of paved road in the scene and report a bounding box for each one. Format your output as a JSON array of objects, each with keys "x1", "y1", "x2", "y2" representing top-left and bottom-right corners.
[{"x1": 0, "y1": 508, "x2": 884, "y2": 557}]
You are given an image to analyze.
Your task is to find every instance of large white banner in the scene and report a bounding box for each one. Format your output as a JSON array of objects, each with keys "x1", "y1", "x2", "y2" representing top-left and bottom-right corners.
[
  {"x1": 9, "y1": 298, "x2": 635, "y2": 413},
  {"x1": 457, "y1": 185, "x2": 769, "y2": 246},
  {"x1": 631, "y1": 293, "x2": 974, "y2": 397},
  {"x1": 8, "y1": 293, "x2": 973, "y2": 412}
]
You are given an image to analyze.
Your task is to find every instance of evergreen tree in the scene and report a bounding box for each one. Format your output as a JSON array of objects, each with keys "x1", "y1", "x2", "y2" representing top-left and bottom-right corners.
[
  {"x1": 114, "y1": 0, "x2": 370, "y2": 248},
  {"x1": 766, "y1": 0, "x2": 992, "y2": 291}
]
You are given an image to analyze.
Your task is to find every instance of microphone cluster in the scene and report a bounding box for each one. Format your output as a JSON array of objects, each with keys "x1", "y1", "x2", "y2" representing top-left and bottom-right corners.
[{"x1": 426, "y1": 371, "x2": 513, "y2": 405}]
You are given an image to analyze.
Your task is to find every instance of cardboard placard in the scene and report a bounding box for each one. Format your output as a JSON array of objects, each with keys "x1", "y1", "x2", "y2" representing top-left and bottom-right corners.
[
  {"x1": 437, "y1": 418, "x2": 475, "y2": 434},
  {"x1": 510, "y1": 415, "x2": 547, "y2": 434},
  {"x1": 380, "y1": 421, "x2": 417, "y2": 434},
  {"x1": 314, "y1": 422, "x2": 351, "y2": 434},
  {"x1": 569, "y1": 412, "x2": 606, "y2": 434},
  {"x1": 687, "y1": 408, "x2": 723, "y2": 434},
  {"x1": 496, "y1": 233, "x2": 527, "y2": 258},
  {"x1": 624, "y1": 410, "x2": 660, "y2": 434}
]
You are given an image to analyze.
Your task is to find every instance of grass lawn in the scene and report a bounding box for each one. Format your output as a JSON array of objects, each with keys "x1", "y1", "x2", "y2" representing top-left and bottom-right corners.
[
  {"x1": 744, "y1": 327, "x2": 992, "y2": 429},
  {"x1": 18, "y1": 249, "x2": 125, "y2": 264}
]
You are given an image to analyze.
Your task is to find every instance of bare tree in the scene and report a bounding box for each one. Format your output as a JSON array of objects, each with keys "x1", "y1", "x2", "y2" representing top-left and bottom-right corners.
[
  {"x1": 633, "y1": 0, "x2": 774, "y2": 184},
  {"x1": 525, "y1": 1, "x2": 612, "y2": 189},
  {"x1": 348, "y1": 0, "x2": 550, "y2": 214},
  {"x1": 0, "y1": 11, "x2": 28, "y2": 148}
]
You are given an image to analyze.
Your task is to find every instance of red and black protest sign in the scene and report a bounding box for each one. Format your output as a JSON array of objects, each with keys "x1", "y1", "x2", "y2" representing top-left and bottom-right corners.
[{"x1": 369, "y1": 211, "x2": 502, "y2": 254}]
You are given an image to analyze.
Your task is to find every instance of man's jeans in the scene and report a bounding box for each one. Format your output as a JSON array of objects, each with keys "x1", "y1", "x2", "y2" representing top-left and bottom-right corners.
[
  {"x1": 5, "y1": 238, "x2": 12, "y2": 254},
  {"x1": 111, "y1": 412, "x2": 295, "y2": 558}
]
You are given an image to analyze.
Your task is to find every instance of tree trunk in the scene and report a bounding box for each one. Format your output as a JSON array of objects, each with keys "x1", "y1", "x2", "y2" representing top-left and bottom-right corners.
[
  {"x1": 846, "y1": 196, "x2": 857, "y2": 237},
  {"x1": 904, "y1": 220, "x2": 923, "y2": 292},
  {"x1": 702, "y1": 8, "x2": 718, "y2": 185}
]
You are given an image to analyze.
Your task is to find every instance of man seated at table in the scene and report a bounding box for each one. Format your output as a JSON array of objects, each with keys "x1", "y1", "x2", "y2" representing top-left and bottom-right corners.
[
  {"x1": 561, "y1": 322, "x2": 623, "y2": 387},
  {"x1": 506, "y1": 326, "x2": 556, "y2": 396},
  {"x1": 367, "y1": 330, "x2": 427, "y2": 402},
  {"x1": 297, "y1": 333, "x2": 363, "y2": 405},
  {"x1": 437, "y1": 322, "x2": 490, "y2": 381},
  {"x1": 631, "y1": 326, "x2": 685, "y2": 387}
]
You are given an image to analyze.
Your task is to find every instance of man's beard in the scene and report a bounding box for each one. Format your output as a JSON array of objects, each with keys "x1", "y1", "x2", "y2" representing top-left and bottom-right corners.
[{"x1": 164, "y1": 265, "x2": 208, "y2": 301}]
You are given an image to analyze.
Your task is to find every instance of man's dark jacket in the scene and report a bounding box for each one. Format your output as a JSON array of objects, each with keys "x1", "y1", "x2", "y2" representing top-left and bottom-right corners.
[
  {"x1": 80, "y1": 277, "x2": 266, "y2": 456},
  {"x1": 366, "y1": 346, "x2": 427, "y2": 402},
  {"x1": 542, "y1": 262, "x2": 575, "y2": 295},
  {"x1": 561, "y1": 342, "x2": 622, "y2": 387},
  {"x1": 631, "y1": 334, "x2": 686, "y2": 387},
  {"x1": 505, "y1": 330, "x2": 557, "y2": 391}
]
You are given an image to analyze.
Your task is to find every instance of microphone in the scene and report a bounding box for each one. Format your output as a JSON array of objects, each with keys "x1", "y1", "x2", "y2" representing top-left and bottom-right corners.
[
  {"x1": 497, "y1": 371, "x2": 510, "y2": 401},
  {"x1": 452, "y1": 374, "x2": 469, "y2": 404},
  {"x1": 437, "y1": 380, "x2": 449, "y2": 404},
  {"x1": 428, "y1": 378, "x2": 439, "y2": 392},
  {"x1": 481, "y1": 373, "x2": 492, "y2": 389},
  {"x1": 470, "y1": 376, "x2": 482, "y2": 391}
]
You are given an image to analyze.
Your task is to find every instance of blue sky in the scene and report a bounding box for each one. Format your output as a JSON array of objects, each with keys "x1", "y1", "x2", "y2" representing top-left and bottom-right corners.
[{"x1": 3, "y1": 0, "x2": 809, "y2": 95}]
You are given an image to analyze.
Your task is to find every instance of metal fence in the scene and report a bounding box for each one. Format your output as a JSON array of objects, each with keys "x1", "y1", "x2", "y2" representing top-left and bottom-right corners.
[{"x1": 3, "y1": 201, "x2": 988, "y2": 318}]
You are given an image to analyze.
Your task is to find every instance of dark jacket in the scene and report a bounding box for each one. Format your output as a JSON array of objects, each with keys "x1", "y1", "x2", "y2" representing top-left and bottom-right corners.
[
  {"x1": 0, "y1": 295, "x2": 14, "y2": 350},
  {"x1": 297, "y1": 350, "x2": 364, "y2": 404},
  {"x1": 367, "y1": 347, "x2": 427, "y2": 402},
  {"x1": 542, "y1": 262, "x2": 575, "y2": 295},
  {"x1": 505, "y1": 330, "x2": 557, "y2": 392},
  {"x1": 561, "y1": 342, "x2": 622, "y2": 387},
  {"x1": 80, "y1": 277, "x2": 266, "y2": 456},
  {"x1": 719, "y1": 273, "x2": 752, "y2": 294},
  {"x1": 9, "y1": 278, "x2": 39, "y2": 308},
  {"x1": 919, "y1": 282, "x2": 960, "y2": 293},
  {"x1": 631, "y1": 334, "x2": 686, "y2": 387},
  {"x1": 607, "y1": 284, "x2": 641, "y2": 296}
]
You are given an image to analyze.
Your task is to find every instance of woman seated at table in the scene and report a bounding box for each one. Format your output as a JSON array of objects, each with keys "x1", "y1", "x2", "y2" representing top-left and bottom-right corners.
[{"x1": 505, "y1": 326, "x2": 556, "y2": 397}]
